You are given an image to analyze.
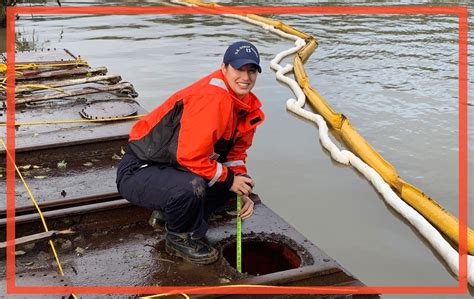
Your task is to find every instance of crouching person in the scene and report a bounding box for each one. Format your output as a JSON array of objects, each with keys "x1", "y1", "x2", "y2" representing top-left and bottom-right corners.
[{"x1": 116, "y1": 41, "x2": 264, "y2": 264}]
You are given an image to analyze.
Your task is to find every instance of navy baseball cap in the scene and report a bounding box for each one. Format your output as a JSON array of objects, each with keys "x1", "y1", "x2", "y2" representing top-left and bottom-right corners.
[{"x1": 223, "y1": 41, "x2": 262, "y2": 73}]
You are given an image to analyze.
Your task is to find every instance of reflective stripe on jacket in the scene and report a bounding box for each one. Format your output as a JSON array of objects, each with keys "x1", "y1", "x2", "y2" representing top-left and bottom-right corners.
[{"x1": 128, "y1": 69, "x2": 264, "y2": 189}]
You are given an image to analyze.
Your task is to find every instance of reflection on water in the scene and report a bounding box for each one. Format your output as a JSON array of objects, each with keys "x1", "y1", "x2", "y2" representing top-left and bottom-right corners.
[{"x1": 7, "y1": 0, "x2": 474, "y2": 297}]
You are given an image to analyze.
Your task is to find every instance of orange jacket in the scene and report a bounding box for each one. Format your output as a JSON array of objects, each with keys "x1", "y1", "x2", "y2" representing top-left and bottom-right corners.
[{"x1": 128, "y1": 69, "x2": 264, "y2": 189}]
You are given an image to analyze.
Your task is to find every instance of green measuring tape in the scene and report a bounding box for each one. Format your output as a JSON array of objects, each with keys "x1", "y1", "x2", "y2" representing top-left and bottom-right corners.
[{"x1": 236, "y1": 194, "x2": 242, "y2": 273}]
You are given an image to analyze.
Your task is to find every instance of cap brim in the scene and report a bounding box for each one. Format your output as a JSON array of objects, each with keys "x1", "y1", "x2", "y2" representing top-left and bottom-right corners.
[{"x1": 229, "y1": 59, "x2": 262, "y2": 73}]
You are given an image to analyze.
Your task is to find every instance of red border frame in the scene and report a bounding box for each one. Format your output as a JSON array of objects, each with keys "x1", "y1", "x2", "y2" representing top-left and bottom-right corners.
[{"x1": 5, "y1": 5, "x2": 469, "y2": 296}]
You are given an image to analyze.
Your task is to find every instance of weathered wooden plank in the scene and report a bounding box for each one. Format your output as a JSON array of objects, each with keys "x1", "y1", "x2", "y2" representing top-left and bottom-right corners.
[
  {"x1": 14, "y1": 75, "x2": 122, "y2": 93},
  {"x1": 11, "y1": 82, "x2": 136, "y2": 105},
  {"x1": 20, "y1": 66, "x2": 107, "y2": 81},
  {"x1": 0, "y1": 66, "x2": 107, "y2": 81},
  {"x1": 0, "y1": 230, "x2": 74, "y2": 249},
  {"x1": 0, "y1": 66, "x2": 108, "y2": 81}
]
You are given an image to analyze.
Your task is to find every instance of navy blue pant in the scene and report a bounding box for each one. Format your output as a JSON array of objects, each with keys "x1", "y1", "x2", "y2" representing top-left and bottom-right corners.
[{"x1": 116, "y1": 152, "x2": 232, "y2": 239}]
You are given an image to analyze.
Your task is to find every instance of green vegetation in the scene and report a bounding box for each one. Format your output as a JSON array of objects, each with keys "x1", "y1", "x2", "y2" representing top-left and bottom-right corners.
[{"x1": 16, "y1": 27, "x2": 45, "y2": 51}]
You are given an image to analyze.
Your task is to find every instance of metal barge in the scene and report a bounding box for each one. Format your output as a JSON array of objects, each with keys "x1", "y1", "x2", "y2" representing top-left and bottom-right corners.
[{"x1": 0, "y1": 50, "x2": 379, "y2": 299}]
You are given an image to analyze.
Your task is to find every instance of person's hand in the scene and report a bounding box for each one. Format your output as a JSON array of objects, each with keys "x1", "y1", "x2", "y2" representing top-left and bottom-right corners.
[
  {"x1": 229, "y1": 175, "x2": 254, "y2": 196},
  {"x1": 239, "y1": 195, "x2": 254, "y2": 220}
]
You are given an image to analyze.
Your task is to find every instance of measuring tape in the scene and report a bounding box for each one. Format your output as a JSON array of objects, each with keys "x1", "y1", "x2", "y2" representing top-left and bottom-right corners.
[{"x1": 236, "y1": 194, "x2": 242, "y2": 273}]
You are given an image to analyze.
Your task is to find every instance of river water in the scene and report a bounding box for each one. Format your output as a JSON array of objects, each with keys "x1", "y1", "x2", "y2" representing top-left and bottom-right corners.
[{"x1": 1, "y1": 0, "x2": 473, "y2": 298}]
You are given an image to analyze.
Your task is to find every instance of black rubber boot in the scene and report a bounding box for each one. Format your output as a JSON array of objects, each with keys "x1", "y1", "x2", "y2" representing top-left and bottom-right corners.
[{"x1": 165, "y1": 231, "x2": 219, "y2": 265}]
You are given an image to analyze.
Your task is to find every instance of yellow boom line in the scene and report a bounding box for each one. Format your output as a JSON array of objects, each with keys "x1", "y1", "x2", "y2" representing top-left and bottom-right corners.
[{"x1": 180, "y1": 0, "x2": 473, "y2": 255}]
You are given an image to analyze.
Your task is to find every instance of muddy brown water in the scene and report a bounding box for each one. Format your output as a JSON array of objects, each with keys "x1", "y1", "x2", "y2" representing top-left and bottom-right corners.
[{"x1": 1, "y1": 0, "x2": 474, "y2": 298}]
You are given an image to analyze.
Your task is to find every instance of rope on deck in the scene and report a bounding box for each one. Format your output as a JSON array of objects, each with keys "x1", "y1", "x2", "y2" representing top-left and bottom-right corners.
[
  {"x1": 0, "y1": 138, "x2": 79, "y2": 298},
  {"x1": 0, "y1": 57, "x2": 89, "y2": 74},
  {"x1": 140, "y1": 293, "x2": 190, "y2": 299},
  {"x1": 0, "y1": 57, "x2": 89, "y2": 94},
  {"x1": 0, "y1": 114, "x2": 144, "y2": 127}
]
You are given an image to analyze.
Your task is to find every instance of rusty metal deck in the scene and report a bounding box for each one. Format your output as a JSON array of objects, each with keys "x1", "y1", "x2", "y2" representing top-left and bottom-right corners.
[
  {"x1": 1, "y1": 50, "x2": 379, "y2": 299},
  {"x1": 1, "y1": 197, "x2": 378, "y2": 299}
]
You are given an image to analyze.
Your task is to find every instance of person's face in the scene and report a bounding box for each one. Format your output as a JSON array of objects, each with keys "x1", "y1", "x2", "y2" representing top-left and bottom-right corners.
[{"x1": 221, "y1": 63, "x2": 258, "y2": 99}]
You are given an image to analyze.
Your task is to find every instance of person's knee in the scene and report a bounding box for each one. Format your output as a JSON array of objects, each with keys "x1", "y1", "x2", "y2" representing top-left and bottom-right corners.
[
  {"x1": 166, "y1": 176, "x2": 206, "y2": 212},
  {"x1": 170, "y1": 193, "x2": 196, "y2": 210},
  {"x1": 165, "y1": 175, "x2": 207, "y2": 235}
]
